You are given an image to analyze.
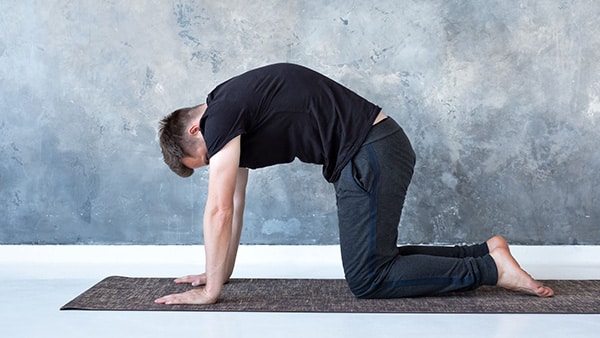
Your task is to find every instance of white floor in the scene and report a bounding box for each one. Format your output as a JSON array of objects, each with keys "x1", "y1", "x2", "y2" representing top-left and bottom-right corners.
[{"x1": 1, "y1": 245, "x2": 600, "y2": 338}]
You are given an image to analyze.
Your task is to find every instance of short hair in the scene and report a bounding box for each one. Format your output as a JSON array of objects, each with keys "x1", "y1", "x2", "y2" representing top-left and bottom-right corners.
[{"x1": 158, "y1": 106, "x2": 198, "y2": 177}]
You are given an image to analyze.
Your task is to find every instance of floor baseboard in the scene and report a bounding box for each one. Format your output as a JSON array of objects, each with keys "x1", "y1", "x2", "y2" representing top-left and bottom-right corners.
[{"x1": 1, "y1": 245, "x2": 599, "y2": 280}]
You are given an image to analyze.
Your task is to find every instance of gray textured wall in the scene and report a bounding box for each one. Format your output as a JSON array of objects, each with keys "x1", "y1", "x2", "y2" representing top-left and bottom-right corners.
[{"x1": 1, "y1": 0, "x2": 599, "y2": 245}]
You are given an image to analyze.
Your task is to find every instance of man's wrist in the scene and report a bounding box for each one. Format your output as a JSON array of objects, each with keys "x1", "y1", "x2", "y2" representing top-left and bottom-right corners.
[{"x1": 203, "y1": 282, "x2": 223, "y2": 298}]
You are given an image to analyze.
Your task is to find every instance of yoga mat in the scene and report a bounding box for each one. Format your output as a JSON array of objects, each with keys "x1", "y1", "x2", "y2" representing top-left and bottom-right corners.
[{"x1": 61, "y1": 276, "x2": 600, "y2": 313}]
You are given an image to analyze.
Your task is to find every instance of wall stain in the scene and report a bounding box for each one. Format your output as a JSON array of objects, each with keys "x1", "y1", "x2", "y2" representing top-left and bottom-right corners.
[{"x1": 178, "y1": 30, "x2": 202, "y2": 46}]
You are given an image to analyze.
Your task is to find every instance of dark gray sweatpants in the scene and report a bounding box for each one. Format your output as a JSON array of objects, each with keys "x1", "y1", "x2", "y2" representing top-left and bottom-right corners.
[{"x1": 333, "y1": 117, "x2": 498, "y2": 298}]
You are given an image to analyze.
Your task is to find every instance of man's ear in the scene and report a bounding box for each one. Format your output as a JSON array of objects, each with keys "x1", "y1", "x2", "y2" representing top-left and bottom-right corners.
[{"x1": 188, "y1": 124, "x2": 200, "y2": 136}]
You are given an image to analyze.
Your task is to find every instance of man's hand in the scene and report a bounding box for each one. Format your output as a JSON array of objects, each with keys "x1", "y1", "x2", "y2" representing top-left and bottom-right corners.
[
  {"x1": 174, "y1": 274, "x2": 207, "y2": 287},
  {"x1": 154, "y1": 288, "x2": 218, "y2": 305},
  {"x1": 173, "y1": 273, "x2": 231, "y2": 286}
]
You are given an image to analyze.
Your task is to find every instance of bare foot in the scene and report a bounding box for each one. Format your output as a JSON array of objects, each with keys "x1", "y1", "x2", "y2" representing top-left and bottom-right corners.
[
  {"x1": 486, "y1": 235, "x2": 510, "y2": 253},
  {"x1": 489, "y1": 246, "x2": 554, "y2": 297}
]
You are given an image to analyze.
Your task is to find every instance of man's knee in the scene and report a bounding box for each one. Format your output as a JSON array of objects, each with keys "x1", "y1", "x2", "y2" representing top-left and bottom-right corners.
[{"x1": 345, "y1": 274, "x2": 376, "y2": 299}]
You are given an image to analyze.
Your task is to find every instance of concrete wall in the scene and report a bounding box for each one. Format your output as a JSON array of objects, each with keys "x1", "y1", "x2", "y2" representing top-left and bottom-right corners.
[{"x1": 1, "y1": 0, "x2": 599, "y2": 245}]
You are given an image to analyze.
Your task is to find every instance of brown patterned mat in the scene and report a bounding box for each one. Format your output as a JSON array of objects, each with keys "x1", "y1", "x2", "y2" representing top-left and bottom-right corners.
[{"x1": 61, "y1": 276, "x2": 600, "y2": 313}]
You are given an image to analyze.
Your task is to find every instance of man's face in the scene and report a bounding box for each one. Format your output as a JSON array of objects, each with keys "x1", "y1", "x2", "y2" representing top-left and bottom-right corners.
[
  {"x1": 181, "y1": 137, "x2": 209, "y2": 169},
  {"x1": 181, "y1": 104, "x2": 209, "y2": 170}
]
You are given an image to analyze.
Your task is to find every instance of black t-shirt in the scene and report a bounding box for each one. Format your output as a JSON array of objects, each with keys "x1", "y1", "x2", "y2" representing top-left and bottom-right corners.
[{"x1": 200, "y1": 63, "x2": 381, "y2": 182}]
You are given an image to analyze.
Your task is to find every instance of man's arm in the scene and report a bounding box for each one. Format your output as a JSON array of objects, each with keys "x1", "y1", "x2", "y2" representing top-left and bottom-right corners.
[
  {"x1": 164, "y1": 167, "x2": 248, "y2": 288},
  {"x1": 155, "y1": 136, "x2": 242, "y2": 305},
  {"x1": 202, "y1": 135, "x2": 242, "y2": 301},
  {"x1": 225, "y1": 167, "x2": 248, "y2": 278}
]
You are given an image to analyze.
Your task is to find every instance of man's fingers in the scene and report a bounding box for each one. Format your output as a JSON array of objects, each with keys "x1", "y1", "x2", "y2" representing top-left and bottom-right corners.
[
  {"x1": 173, "y1": 274, "x2": 206, "y2": 285},
  {"x1": 173, "y1": 275, "x2": 194, "y2": 283},
  {"x1": 154, "y1": 289, "x2": 217, "y2": 305},
  {"x1": 154, "y1": 295, "x2": 174, "y2": 304},
  {"x1": 155, "y1": 293, "x2": 188, "y2": 305}
]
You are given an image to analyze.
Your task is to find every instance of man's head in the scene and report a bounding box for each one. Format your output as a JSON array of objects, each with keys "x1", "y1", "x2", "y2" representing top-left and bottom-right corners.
[{"x1": 158, "y1": 104, "x2": 208, "y2": 177}]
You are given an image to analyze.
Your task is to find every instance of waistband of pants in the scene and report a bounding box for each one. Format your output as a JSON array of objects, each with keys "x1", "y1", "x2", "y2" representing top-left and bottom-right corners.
[{"x1": 363, "y1": 117, "x2": 402, "y2": 145}]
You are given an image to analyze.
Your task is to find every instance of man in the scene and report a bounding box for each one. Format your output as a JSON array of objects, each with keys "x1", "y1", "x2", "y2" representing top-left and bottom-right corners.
[{"x1": 156, "y1": 63, "x2": 553, "y2": 305}]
